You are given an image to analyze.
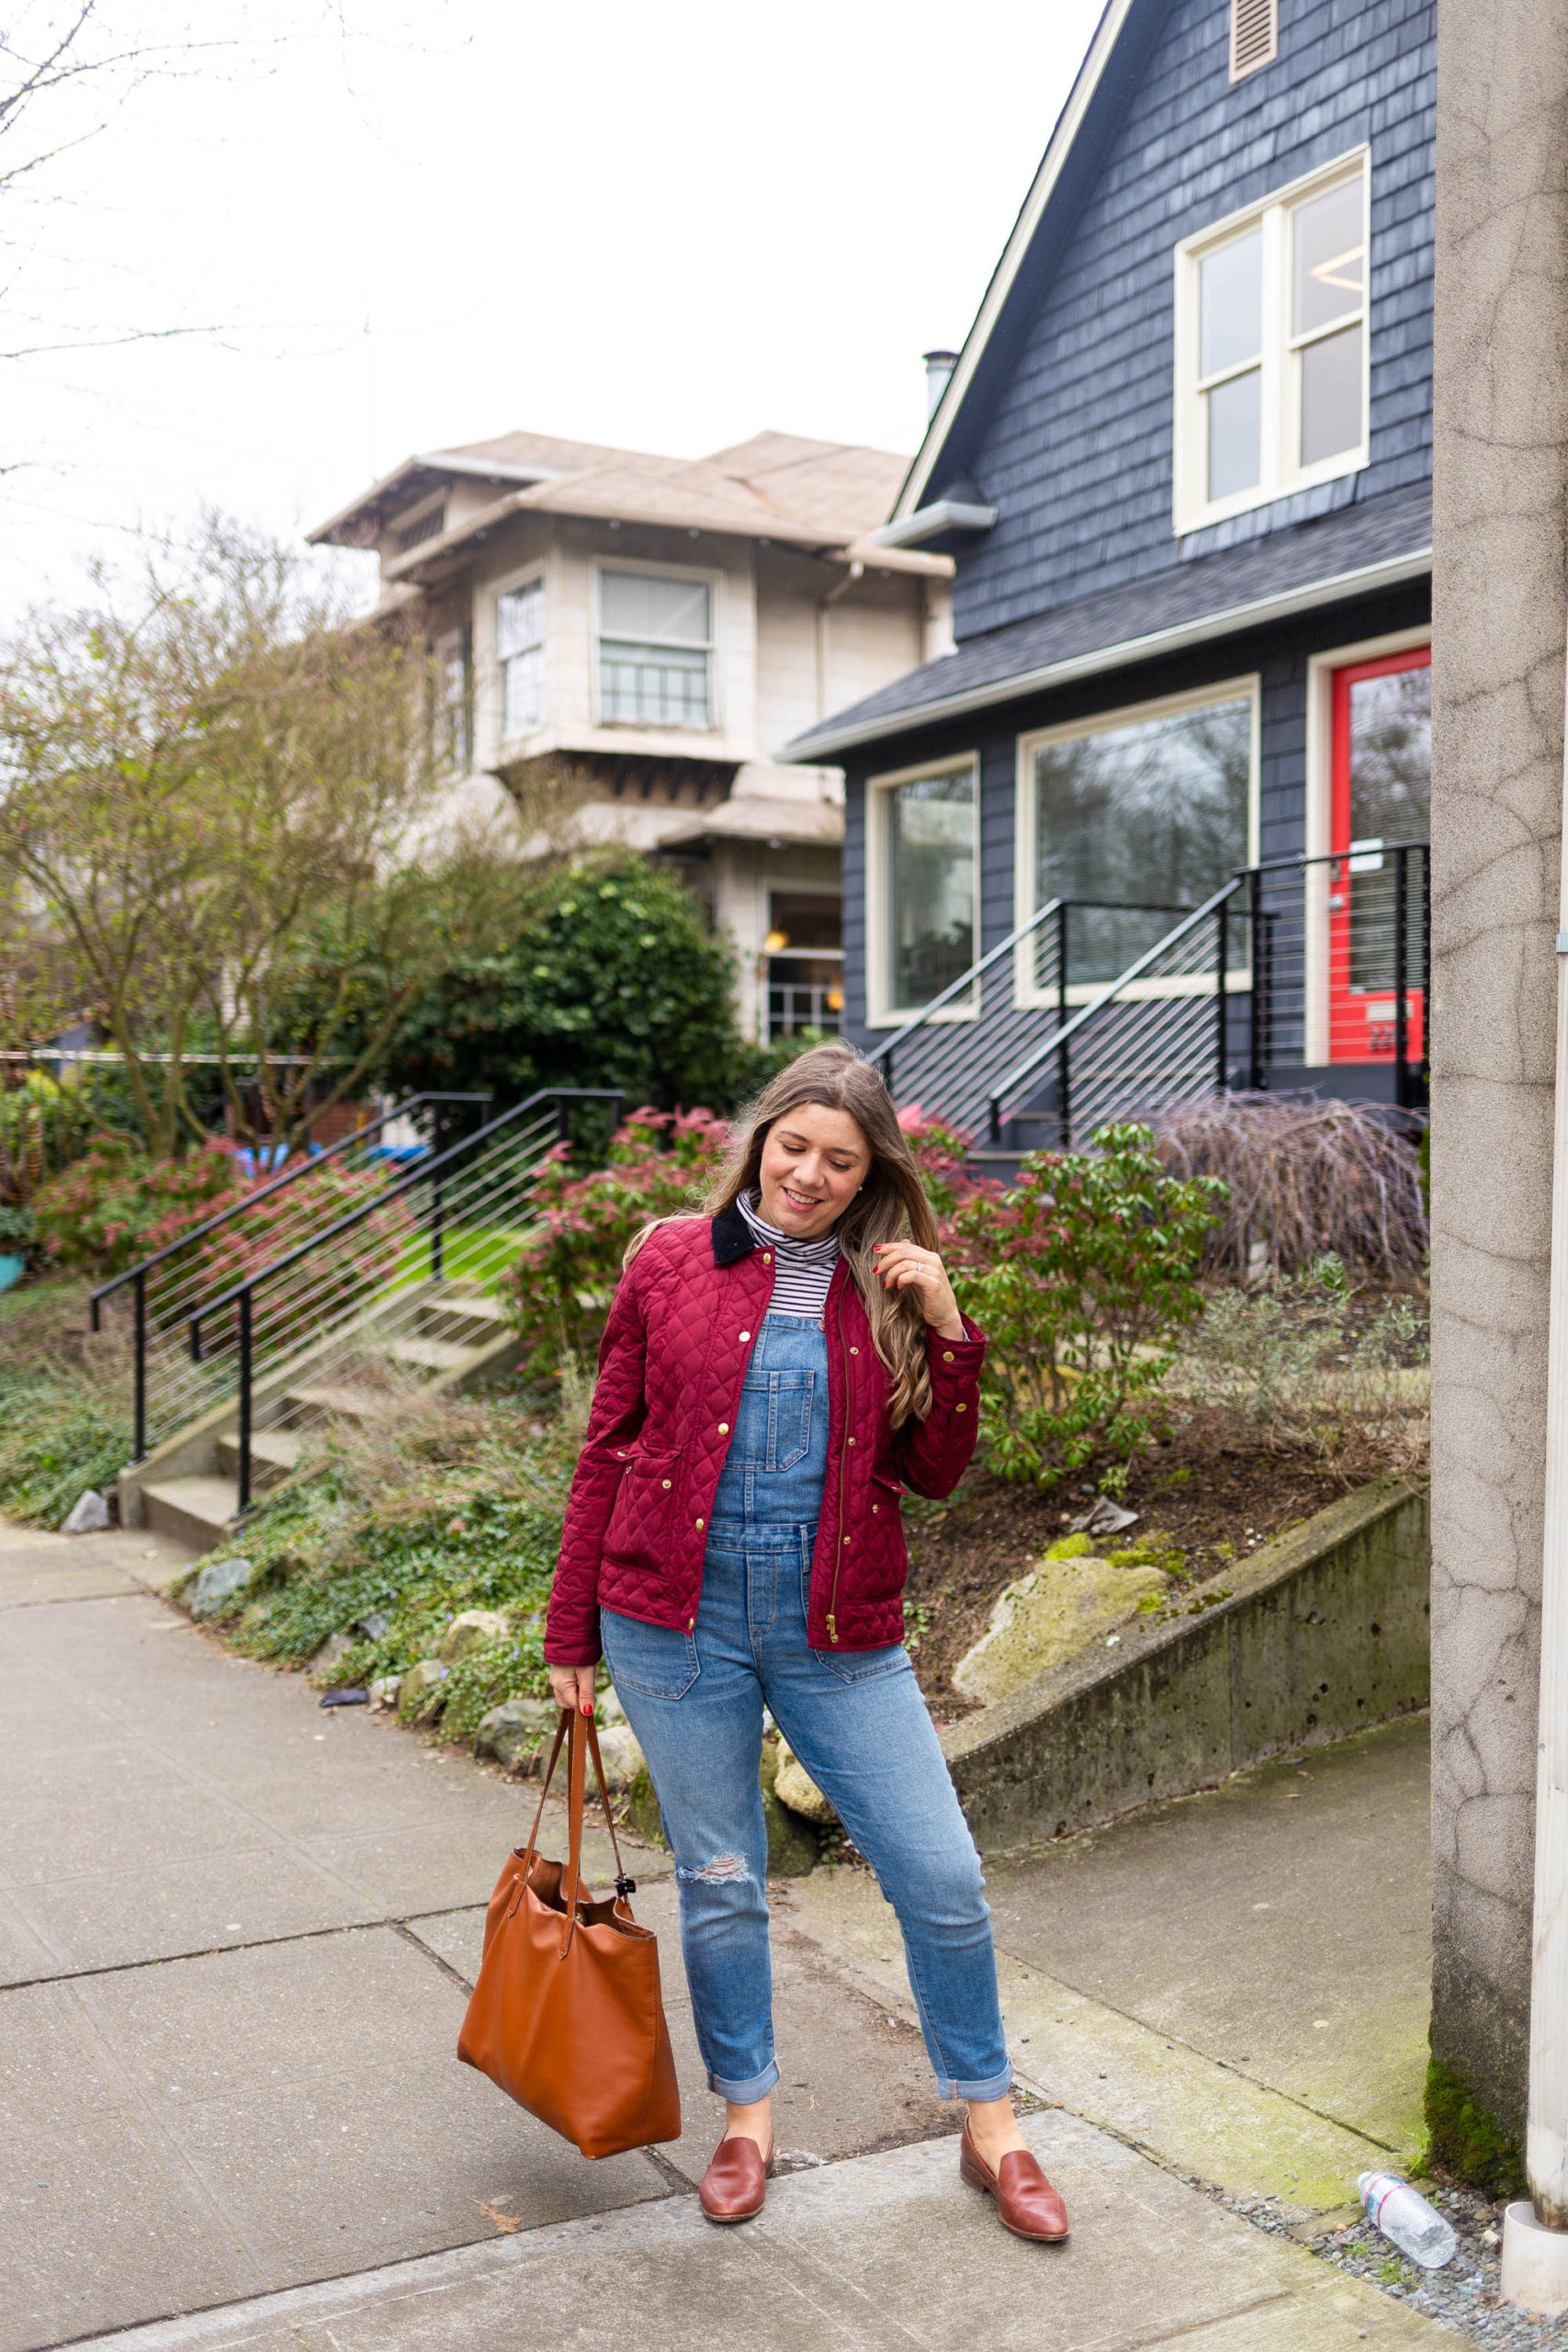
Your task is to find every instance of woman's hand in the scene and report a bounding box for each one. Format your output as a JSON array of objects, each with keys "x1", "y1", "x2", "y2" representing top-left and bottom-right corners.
[
  {"x1": 548, "y1": 1663, "x2": 597, "y2": 1716},
  {"x1": 871, "y1": 1240, "x2": 964, "y2": 1340}
]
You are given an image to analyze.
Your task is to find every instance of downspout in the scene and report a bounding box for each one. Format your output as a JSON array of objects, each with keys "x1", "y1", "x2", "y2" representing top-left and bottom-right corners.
[
  {"x1": 817, "y1": 560, "x2": 863, "y2": 722},
  {"x1": 1504, "y1": 670, "x2": 1568, "y2": 2307}
]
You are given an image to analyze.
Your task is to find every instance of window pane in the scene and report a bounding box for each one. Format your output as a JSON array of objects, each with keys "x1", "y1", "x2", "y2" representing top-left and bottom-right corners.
[
  {"x1": 1207, "y1": 368, "x2": 1261, "y2": 500},
  {"x1": 886, "y1": 772, "x2": 975, "y2": 1009},
  {"x1": 502, "y1": 645, "x2": 542, "y2": 735},
  {"x1": 599, "y1": 639, "x2": 709, "y2": 726},
  {"x1": 1347, "y1": 662, "x2": 1429, "y2": 993},
  {"x1": 601, "y1": 571, "x2": 710, "y2": 645},
  {"x1": 1199, "y1": 229, "x2": 1262, "y2": 376},
  {"x1": 1300, "y1": 322, "x2": 1362, "y2": 463},
  {"x1": 496, "y1": 580, "x2": 542, "y2": 661},
  {"x1": 1032, "y1": 697, "x2": 1251, "y2": 983},
  {"x1": 1292, "y1": 175, "x2": 1364, "y2": 335}
]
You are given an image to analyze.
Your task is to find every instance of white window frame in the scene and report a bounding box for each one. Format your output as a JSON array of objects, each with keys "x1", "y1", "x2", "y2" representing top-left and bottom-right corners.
[
  {"x1": 592, "y1": 557, "x2": 721, "y2": 733},
  {"x1": 864, "y1": 752, "x2": 981, "y2": 1029},
  {"x1": 491, "y1": 564, "x2": 547, "y2": 749},
  {"x1": 1301, "y1": 622, "x2": 1431, "y2": 1065},
  {"x1": 1173, "y1": 148, "x2": 1370, "y2": 537},
  {"x1": 1013, "y1": 677, "x2": 1260, "y2": 1012}
]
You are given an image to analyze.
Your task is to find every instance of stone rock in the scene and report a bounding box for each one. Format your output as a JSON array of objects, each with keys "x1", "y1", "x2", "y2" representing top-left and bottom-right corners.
[
  {"x1": 187, "y1": 1555, "x2": 254, "y2": 1621},
  {"x1": 368, "y1": 1674, "x2": 402, "y2": 1711},
  {"x1": 760, "y1": 1738, "x2": 818, "y2": 1874},
  {"x1": 474, "y1": 1695, "x2": 556, "y2": 1770},
  {"x1": 773, "y1": 1737, "x2": 838, "y2": 1826},
  {"x1": 593, "y1": 1724, "x2": 645, "y2": 1791},
  {"x1": 598, "y1": 1685, "x2": 628, "y2": 1727},
  {"x1": 398, "y1": 1658, "x2": 448, "y2": 1720},
  {"x1": 355, "y1": 1611, "x2": 390, "y2": 1643},
  {"x1": 438, "y1": 1608, "x2": 510, "y2": 1665},
  {"x1": 62, "y1": 1488, "x2": 110, "y2": 1534},
  {"x1": 310, "y1": 1631, "x2": 357, "y2": 1679},
  {"x1": 952, "y1": 1553, "x2": 1172, "y2": 1703}
]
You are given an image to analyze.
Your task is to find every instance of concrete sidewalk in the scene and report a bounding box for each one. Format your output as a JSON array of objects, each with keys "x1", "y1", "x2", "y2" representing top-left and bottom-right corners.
[{"x1": 1, "y1": 1513, "x2": 1443, "y2": 2352}]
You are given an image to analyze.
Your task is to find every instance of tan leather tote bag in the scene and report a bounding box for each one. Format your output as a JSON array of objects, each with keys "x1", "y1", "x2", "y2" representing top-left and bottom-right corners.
[{"x1": 457, "y1": 1709, "x2": 681, "y2": 2158}]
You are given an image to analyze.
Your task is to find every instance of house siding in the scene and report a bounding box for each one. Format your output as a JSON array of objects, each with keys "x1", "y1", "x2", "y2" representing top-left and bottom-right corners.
[{"x1": 946, "y1": 0, "x2": 1434, "y2": 642}]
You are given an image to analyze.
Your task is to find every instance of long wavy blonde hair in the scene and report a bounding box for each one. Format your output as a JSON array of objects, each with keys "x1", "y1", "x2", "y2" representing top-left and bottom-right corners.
[{"x1": 699, "y1": 1041, "x2": 942, "y2": 1428}]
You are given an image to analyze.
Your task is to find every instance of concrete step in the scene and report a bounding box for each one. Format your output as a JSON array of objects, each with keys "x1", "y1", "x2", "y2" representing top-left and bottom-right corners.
[
  {"x1": 142, "y1": 1475, "x2": 240, "y2": 1551},
  {"x1": 387, "y1": 1335, "x2": 477, "y2": 1374},
  {"x1": 282, "y1": 1383, "x2": 392, "y2": 1425},
  {"x1": 216, "y1": 1428, "x2": 303, "y2": 1490},
  {"x1": 415, "y1": 1295, "x2": 510, "y2": 1345}
]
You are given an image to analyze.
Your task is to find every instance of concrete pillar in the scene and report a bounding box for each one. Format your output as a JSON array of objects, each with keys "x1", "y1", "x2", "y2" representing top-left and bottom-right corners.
[{"x1": 1430, "y1": 0, "x2": 1568, "y2": 2142}]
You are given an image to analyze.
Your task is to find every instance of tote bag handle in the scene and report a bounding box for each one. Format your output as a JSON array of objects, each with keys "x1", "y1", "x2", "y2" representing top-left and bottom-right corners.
[{"x1": 511, "y1": 1708, "x2": 633, "y2": 1951}]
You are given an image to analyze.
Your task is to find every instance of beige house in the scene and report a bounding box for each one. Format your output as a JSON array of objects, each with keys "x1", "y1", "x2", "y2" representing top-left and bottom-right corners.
[{"x1": 310, "y1": 429, "x2": 952, "y2": 1042}]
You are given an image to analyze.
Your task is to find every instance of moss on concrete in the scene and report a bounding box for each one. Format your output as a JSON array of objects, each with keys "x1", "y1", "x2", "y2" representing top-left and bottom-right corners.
[{"x1": 1422, "y1": 2056, "x2": 1525, "y2": 2197}]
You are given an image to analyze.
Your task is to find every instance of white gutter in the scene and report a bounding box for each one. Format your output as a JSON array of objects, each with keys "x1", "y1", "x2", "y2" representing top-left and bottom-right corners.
[
  {"x1": 792, "y1": 545, "x2": 1432, "y2": 760},
  {"x1": 871, "y1": 500, "x2": 998, "y2": 550},
  {"x1": 1503, "y1": 683, "x2": 1568, "y2": 2305}
]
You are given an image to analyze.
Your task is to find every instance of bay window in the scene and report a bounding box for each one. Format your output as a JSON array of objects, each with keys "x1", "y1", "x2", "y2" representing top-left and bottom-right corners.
[
  {"x1": 496, "y1": 578, "x2": 544, "y2": 739},
  {"x1": 598, "y1": 569, "x2": 713, "y2": 728}
]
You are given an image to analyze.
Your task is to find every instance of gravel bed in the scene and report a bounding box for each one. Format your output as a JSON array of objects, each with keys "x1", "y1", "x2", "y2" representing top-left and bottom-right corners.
[{"x1": 1219, "y1": 2182, "x2": 1568, "y2": 2345}]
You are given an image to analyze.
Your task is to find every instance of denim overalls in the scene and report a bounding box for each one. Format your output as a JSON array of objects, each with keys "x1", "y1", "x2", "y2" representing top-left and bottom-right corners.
[{"x1": 600, "y1": 1306, "x2": 1010, "y2": 2106}]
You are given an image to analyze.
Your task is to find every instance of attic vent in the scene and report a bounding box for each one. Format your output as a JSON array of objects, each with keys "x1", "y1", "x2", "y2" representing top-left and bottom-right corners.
[
  {"x1": 395, "y1": 505, "x2": 446, "y2": 555},
  {"x1": 1229, "y1": 0, "x2": 1277, "y2": 78}
]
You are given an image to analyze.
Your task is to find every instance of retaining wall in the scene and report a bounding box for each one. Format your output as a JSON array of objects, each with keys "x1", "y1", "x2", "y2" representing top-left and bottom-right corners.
[{"x1": 942, "y1": 1478, "x2": 1430, "y2": 1853}]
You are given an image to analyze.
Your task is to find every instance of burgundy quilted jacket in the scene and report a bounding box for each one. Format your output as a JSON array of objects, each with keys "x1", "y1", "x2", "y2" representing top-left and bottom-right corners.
[{"x1": 544, "y1": 1202, "x2": 987, "y2": 1665}]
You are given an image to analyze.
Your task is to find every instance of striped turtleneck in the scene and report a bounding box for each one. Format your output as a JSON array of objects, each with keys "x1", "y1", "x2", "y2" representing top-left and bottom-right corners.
[{"x1": 738, "y1": 1191, "x2": 839, "y2": 1318}]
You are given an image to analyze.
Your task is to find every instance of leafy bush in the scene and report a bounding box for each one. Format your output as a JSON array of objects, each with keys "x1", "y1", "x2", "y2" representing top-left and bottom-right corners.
[
  {"x1": 505, "y1": 1105, "x2": 730, "y2": 1378},
  {"x1": 0, "y1": 1281, "x2": 132, "y2": 1524},
  {"x1": 305, "y1": 856, "x2": 755, "y2": 1116},
  {"x1": 31, "y1": 1134, "x2": 248, "y2": 1277},
  {"x1": 181, "y1": 1383, "x2": 578, "y2": 1736},
  {"x1": 1164, "y1": 1256, "x2": 1427, "y2": 1476},
  {"x1": 1152, "y1": 1092, "x2": 1426, "y2": 1278},
  {"x1": 944, "y1": 1125, "x2": 1224, "y2": 1488},
  {"x1": 29, "y1": 1132, "x2": 414, "y2": 1349}
]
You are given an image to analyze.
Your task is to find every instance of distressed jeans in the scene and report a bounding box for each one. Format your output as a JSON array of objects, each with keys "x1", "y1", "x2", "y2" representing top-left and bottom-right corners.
[{"x1": 600, "y1": 1311, "x2": 1010, "y2": 2106}]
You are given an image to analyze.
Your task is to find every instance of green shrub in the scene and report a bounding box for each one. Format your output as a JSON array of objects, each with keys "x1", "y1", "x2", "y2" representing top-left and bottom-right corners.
[
  {"x1": 32, "y1": 1135, "x2": 245, "y2": 1276},
  {"x1": 504, "y1": 1104, "x2": 730, "y2": 1379},
  {"x1": 945, "y1": 1125, "x2": 1224, "y2": 1489},
  {"x1": 310, "y1": 857, "x2": 754, "y2": 1118}
]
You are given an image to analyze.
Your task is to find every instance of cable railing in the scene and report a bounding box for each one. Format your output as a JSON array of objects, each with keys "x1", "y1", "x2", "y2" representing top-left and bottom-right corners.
[
  {"x1": 181, "y1": 1088, "x2": 622, "y2": 1510},
  {"x1": 89, "y1": 1093, "x2": 491, "y2": 1462},
  {"x1": 986, "y1": 843, "x2": 1429, "y2": 1148},
  {"x1": 870, "y1": 899, "x2": 1194, "y2": 1139}
]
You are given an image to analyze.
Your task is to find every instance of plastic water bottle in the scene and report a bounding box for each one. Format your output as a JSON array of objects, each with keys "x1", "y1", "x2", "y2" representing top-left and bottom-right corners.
[{"x1": 1356, "y1": 2172, "x2": 1457, "y2": 2268}]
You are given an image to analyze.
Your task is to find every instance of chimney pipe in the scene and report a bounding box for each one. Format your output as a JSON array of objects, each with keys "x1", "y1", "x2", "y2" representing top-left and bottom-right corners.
[{"x1": 922, "y1": 349, "x2": 959, "y2": 422}]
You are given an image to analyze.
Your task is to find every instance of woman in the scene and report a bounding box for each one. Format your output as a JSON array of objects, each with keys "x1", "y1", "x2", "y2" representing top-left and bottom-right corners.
[{"x1": 545, "y1": 1042, "x2": 1067, "y2": 2243}]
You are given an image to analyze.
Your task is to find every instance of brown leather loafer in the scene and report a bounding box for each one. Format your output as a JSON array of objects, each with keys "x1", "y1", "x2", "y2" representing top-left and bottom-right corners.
[
  {"x1": 959, "y1": 2122, "x2": 1069, "y2": 2242},
  {"x1": 699, "y1": 2132, "x2": 776, "y2": 2222}
]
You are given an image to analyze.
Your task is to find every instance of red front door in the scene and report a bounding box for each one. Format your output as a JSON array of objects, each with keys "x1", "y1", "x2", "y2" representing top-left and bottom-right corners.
[{"x1": 1327, "y1": 645, "x2": 1429, "y2": 1065}]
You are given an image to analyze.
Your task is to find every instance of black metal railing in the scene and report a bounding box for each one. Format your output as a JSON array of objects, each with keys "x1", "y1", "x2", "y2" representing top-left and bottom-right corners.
[
  {"x1": 89, "y1": 1093, "x2": 491, "y2": 1464},
  {"x1": 871, "y1": 899, "x2": 1193, "y2": 1138},
  {"x1": 185, "y1": 1088, "x2": 621, "y2": 1511},
  {"x1": 986, "y1": 843, "x2": 1429, "y2": 1148}
]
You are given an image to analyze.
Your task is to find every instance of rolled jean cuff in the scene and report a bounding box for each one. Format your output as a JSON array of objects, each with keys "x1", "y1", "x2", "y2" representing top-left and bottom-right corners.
[
  {"x1": 937, "y1": 2064, "x2": 1014, "y2": 2103},
  {"x1": 707, "y1": 2057, "x2": 780, "y2": 2103}
]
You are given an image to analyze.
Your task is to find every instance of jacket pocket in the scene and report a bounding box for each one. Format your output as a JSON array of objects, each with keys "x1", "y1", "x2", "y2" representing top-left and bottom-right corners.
[{"x1": 604, "y1": 1447, "x2": 682, "y2": 1571}]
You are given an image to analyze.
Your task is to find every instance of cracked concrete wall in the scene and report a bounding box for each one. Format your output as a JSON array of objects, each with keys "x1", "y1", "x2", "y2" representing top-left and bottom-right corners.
[{"x1": 1430, "y1": 0, "x2": 1568, "y2": 2135}]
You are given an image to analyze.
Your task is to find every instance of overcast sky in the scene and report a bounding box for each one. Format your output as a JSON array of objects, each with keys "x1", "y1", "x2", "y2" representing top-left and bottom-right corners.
[{"x1": 1, "y1": 0, "x2": 1106, "y2": 618}]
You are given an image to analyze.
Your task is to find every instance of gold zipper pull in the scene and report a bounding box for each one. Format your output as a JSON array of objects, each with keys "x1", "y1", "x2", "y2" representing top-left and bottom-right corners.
[{"x1": 827, "y1": 1613, "x2": 838, "y2": 1645}]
